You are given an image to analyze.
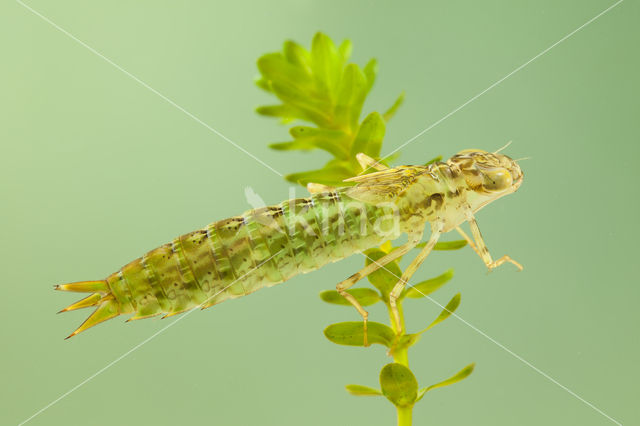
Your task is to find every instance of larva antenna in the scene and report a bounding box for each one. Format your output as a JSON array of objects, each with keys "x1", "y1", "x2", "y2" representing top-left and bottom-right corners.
[{"x1": 494, "y1": 141, "x2": 512, "y2": 154}]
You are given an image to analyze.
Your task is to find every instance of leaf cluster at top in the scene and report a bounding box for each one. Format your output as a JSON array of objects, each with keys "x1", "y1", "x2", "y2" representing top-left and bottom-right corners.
[{"x1": 256, "y1": 32, "x2": 403, "y2": 186}]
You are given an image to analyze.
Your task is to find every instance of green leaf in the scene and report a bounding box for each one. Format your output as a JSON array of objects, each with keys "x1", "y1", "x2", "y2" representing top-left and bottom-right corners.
[
  {"x1": 289, "y1": 126, "x2": 350, "y2": 158},
  {"x1": 268, "y1": 140, "x2": 314, "y2": 151},
  {"x1": 257, "y1": 53, "x2": 311, "y2": 93},
  {"x1": 311, "y1": 33, "x2": 341, "y2": 97},
  {"x1": 434, "y1": 240, "x2": 467, "y2": 250},
  {"x1": 283, "y1": 40, "x2": 311, "y2": 73},
  {"x1": 345, "y1": 384, "x2": 382, "y2": 396},
  {"x1": 254, "y1": 76, "x2": 271, "y2": 92},
  {"x1": 290, "y1": 126, "x2": 348, "y2": 143},
  {"x1": 415, "y1": 239, "x2": 467, "y2": 250},
  {"x1": 417, "y1": 363, "x2": 475, "y2": 401},
  {"x1": 379, "y1": 152, "x2": 400, "y2": 167},
  {"x1": 335, "y1": 64, "x2": 367, "y2": 132},
  {"x1": 404, "y1": 269, "x2": 454, "y2": 299},
  {"x1": 422, "y1": 293, "x2": 461, "y2": 331},
  {"x1": 351, "y1": 112, "x2": 386, "y2": 158},
  {"x1": 394, "y1": 333, "x2": 421, "y2": 351},
  {"x1": 319, "y1": 288, "x2": 381, "y2": 307},
  {"x1": 424, "y1": 155, "x2": 442, "y2": 165},
  {"x1": 362, "y1": 58, "x2": 378, "y2": 92},
  {"x1": 324, "y1": 321, "x2": 395, "y2": 347},
  {"x1": 338, "y1": 39, "x2": 353, "y2": 63},
  {"x1": 363, "y1": 248, "x2": 402, "y2": 298},
  {"x1": 383, "y1": 92, "x2": 405, "y2": 121},
  {"x1": 256, "y1": 104, "x2": 310, "y2": 122},
  {"x1": 268, "y1": 81, "x2": 331, "y2": 127},
  {"x1": 379, "y1": 363, "x2": 418, "y2": 408},
  {"x1": 379, "y1": 240, "x2": 393, "y2": 253},
  {"x1": 285, "y1": 162, "x2": 354, "y2": 186}
]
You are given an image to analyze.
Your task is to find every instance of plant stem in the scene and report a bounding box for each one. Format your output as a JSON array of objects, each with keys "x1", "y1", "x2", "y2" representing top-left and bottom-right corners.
[
  {"x1": 396, "y1": 406, "x2": 413, "y2": 426},
  {"x1": 388, "y1": 298, "x2": 413, "y2": 425},
  {"x1": 388, "y1": 299, "x2": 409, "y2": 366}
]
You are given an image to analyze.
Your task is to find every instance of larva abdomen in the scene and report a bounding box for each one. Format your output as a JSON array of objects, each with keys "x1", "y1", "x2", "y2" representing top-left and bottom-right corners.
[{"x1": 57, "y1": 190, "x2": 390, "y2": 338}]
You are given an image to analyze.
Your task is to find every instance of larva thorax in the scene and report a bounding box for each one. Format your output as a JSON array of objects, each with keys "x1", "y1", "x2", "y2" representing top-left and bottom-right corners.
[{"x1": 396, "y1": 150, "x2": 523, "y2": 233}]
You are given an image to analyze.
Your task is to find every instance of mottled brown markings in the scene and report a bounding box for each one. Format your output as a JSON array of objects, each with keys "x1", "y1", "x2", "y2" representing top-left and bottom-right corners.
[
  {"x1": 300, "y1": 196, "x2": 328, "y2": 264},
  {"x1": 268, "y1": 206, "x2": 284, "y2": 217},
  {"x1": 248, "y1": 209, "x2": 288, "y2": 283},
  {"x1": 108, "y1": 272, "x2": 135, "y2": 312},
  {"x1": 118, "y1": 271, "x2": 137, "y2": 311},
  {"x1": 280, "y1": 199, "x2": 318, "y2": 273},
  {"x1": 172, "y1": 237, "x2": 205, "y2": 304},
  {"x1": 121, "y1": 258, "x2": 161, "y2": 313},
  {"x1": 202, "y1": 226, "x2": 222, "y2": 286},
  {"x1": 214, "y1": 219, "x2": 253, "y2": 296},
  {"x1": 310, "y1": 192, "x2": 336, "y2": 254},
  {"x1": 207, "y1": 224, "x2": 235, "y2": 283},
  {"x1": 140, "y1": 254, "x2": 170, "y2": 311},
  {"x1": 236, "y1": 214, "x2": 259, "y2": 271},
  {"x1": 334, "y1": 190, "x2": 360, "y2": 252}
]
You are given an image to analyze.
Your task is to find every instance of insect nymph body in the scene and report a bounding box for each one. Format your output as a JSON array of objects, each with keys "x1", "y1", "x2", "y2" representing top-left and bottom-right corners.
[{"x1": 58, "y1": 150, "x2": 523, "y2": 338}]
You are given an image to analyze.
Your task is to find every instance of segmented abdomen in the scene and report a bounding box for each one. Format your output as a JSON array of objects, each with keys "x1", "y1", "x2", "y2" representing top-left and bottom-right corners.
[{"x1": 60, "y1": 190, "x2": 393, "y2": 337}]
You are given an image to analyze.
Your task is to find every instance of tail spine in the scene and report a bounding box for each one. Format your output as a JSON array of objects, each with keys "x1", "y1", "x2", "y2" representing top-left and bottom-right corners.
[{"x1": 55, "y1": 280, "x2": 119, "y2": 339}]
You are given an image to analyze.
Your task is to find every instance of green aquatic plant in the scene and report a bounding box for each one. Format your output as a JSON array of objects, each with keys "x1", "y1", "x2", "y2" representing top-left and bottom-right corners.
[
  {"x1": 255, "y1": 32, "x2": 403, "y2": 186},
  {"x1": 256, "y1": 32, "x2": 474, "y2": 425}
]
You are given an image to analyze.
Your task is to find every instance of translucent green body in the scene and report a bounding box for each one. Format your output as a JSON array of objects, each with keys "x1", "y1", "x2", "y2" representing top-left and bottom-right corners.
[
  {"x1": 58, "y1": 151, "x2": 523, "y2": 338},
  {"x1": 110, "y1": 190, "x2": 393, "y2": 320}
]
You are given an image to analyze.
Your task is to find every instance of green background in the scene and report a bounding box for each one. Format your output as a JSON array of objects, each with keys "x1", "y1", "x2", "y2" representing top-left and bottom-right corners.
[{"x1": 1, "y1": 1, "x2": 638, "y2": 425}]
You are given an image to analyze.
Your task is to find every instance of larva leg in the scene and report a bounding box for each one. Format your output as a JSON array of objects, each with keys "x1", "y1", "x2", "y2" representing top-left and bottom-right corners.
[
  {"x1": 455, "y1": 226, "x2": 481, "y2": 257},
  {"x1": 389, "y1": 223, "x2": 444, "y2": 333},
  {"x1": 462, "y1": 213, "x2": 523, "y2": 271},
  {"x1": 356, "y1": 152, "x2": 388, "y2": 171},
  {"x1": 337, "y1": 232, "x2": 422, "y2": 346}
]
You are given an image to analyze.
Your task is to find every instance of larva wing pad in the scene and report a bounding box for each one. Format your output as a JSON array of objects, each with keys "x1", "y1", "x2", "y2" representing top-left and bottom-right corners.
[{"x1": 344, "y1": 166, "x2": 425, "y2": 204}]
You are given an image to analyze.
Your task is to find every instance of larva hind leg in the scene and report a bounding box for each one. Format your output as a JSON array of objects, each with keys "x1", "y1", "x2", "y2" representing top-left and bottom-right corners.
[
  {"x1": 388, "y1": 222, "x2": 443, "y2": 333},
  {"x1": 337, "y1": 232, "x2": 422, "y2": 346},
  {"x1": 454, "y1": 226, "x2": 482, "y2": 258},
  {"x1": 356, "y1": 152, "x2": 388, "y2": 171},
  {"x1": 458, "y1": 213, "x2": 523, "y2": 271}
]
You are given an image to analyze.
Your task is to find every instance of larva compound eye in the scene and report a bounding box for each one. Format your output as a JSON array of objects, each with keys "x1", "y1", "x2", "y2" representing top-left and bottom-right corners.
[{"x1": 480, "y1": 167, "x2": 513, "y2": 192}]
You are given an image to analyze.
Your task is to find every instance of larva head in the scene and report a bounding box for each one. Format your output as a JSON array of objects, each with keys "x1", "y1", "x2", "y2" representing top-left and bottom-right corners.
[{"x1": 450, "y1": 149, "x2": 523, "y2": 196}]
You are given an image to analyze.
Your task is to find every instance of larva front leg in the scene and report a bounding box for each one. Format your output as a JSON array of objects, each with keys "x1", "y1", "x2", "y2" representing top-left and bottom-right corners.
[
  {"x1": 337, "y1": 232, "x2": 423, "y2": 346},
  {"x1": 457, "y1": 213, "x2": 523, "y2": 271},
  {"x1": 388, "y1": 222, "x2": 444, "y2": 333}
]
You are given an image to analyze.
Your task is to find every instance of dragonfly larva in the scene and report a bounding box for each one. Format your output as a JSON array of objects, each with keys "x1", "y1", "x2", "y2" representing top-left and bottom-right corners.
[{"x1": 57, "y1": 150, "x2": 523, "y2": 341}]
